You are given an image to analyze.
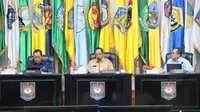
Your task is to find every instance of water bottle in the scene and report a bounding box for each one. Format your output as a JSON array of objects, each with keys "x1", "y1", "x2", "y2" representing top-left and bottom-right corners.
[
  {"x1": 70, "y1": 66, "x2": 74, "y2": 74},
  {"x1": 136, "y1": 60, "x2": 140, "y2": 74},
  {"x1": 142, "y1": 65, "x2": 147, "y2": 74},
  {"x1": 0, "y1": 67, "x2": 1, "y2": 74}
]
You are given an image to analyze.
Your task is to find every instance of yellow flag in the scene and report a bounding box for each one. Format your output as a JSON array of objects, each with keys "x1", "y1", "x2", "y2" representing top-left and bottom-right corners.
[
  {"x1": 126, "y1": 0, "x2": 142, "y2": 74},
  {"x1": 113, "y1": 0, "x2": 127, "y2": 69},
  {"x1": 99, "y1": 0, "x2": 114, "y2": 52},
  {"x1": 32, "y1": 0, "x2": 46, "y2": 54},
  {"x1": 148, "y1": 0, "x2": 161, "y2": 69},
  {"x1": 65, "y1": 0, "x2": 75, "y2": 66}
]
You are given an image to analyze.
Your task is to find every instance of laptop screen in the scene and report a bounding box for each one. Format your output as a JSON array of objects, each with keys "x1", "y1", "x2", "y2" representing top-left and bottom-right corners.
[
  {"x1": 167, "y1": 64, "x2": 182, "y2": 72},
  {"x1": 27, "y1": 66, "x2": 41, "y2": 71}
]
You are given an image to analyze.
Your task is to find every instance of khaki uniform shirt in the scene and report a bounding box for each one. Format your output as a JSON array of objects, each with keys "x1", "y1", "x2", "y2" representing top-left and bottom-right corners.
[{"x1": 87, "y1": 58, "x2": 114, "y2": 70}]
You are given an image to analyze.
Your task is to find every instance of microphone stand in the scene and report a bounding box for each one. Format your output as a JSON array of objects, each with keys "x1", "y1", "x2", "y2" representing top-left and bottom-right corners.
[
  {"x1": 98, "y1": 61, "x2": 100, "y2": 73},
  {"x1": 19, "y1": 61, "x2": 27, "y2": 75},
  {"x1": 20, "y1": 61, "x2": 27, "y2": 69},
  {"x1": 97, "y1": 58, "x2": 101, "y2": 73},
  {"x1": 181, "y1": 62, "x2": 184, "y2": 72}
]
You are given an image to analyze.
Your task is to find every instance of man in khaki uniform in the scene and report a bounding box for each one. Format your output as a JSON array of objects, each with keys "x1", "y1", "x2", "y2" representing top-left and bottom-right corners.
[{"x1": 87, "y1": 47, "x2": 114, "y2": 72}]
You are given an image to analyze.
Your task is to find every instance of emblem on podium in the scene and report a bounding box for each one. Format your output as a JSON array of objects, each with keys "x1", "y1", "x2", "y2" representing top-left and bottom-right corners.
[
  {"x1": 161, "y1": 81, "x2": 176, "y2": 100},
  {"x1": 90, "y1": 82, "x2": 105, "y2": 101},
  {"x1": 20, "y1": 82, "x2": 36, "y2": 101}
]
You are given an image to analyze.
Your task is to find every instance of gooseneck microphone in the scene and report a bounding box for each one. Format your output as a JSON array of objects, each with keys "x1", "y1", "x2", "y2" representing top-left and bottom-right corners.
[
  {"x1": 97, "y1": 58, "x2": 102, "y2": 72},
  {"x1": 181, "y1": 62, "x2": 184, "y2": 71},
  {"x1": 19, "y1": 60, "x2": 27, "y2": 69}
]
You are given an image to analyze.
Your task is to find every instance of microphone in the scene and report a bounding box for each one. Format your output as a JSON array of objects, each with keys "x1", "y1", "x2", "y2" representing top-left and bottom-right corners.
[
  {"x1": 97, "y1": 58, "x2": 102, "y2": 72},
  {"x1": 181, "y1": 62, "x2": 184, "y2": 71},
  {"x1": 19, "y1": 60, "x2": 27, "y2": 69}
]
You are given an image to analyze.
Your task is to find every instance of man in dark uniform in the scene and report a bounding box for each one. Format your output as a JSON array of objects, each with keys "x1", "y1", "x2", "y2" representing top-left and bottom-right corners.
[{"x1": 27, "y1": 49, "x2": 52, "y2": 72}]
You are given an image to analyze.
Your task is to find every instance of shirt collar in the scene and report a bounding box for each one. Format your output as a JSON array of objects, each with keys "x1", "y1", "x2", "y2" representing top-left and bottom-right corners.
[
  {"x1": 96, "y1": 57, "x2": 104, "y2": 62},
  {"x1": 172, "y1": 57, "x2": 182, "y2": 62}
]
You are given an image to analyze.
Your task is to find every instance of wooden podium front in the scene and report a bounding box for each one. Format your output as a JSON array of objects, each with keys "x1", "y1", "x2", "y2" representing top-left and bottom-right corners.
[
  {"x1": 135, "y1": 74, "x2": 200, "y2": 112},
  {"x1": 64, "y1": 73, "x2": 132, "y2": 105},
  {"x1": 0, "y1": 74, "x2": 62, "y2": 107}
]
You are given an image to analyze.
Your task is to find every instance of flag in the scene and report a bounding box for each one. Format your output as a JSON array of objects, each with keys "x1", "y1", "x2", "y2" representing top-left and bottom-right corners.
[
  {"x1": 65, "y1": 0, "x2": 75, "y2": 66},
  {"x1": 99, "y1": 0, "x2": 114, "y2": 52},
  {"x1": 87, "y1": 0, "x2": 100, "y2": 53},
  {"x1": 44, "y1": 0, "x2": 53, "y2": 56},
  {"x1": 192, "y1": 0, "x2": 200, "y2": 70},
  {"x1": 32, "y1": 0, "x2": 46, "y2": 54},
  {"x1": 126, "y1": 0, "x2": 142, "y2": 74},
  {"x1": 74, "y1": 0, "x2": 88, "y2": 67},
  {"x1": 160, "y1": 0, "x2": 172, "y2": 63},
  {"x1": 148, "y1": 0, "x2": 161, "y2": 69},
  {"x1": 193, "y1": 0, "x2": 200, "y2": 51},
  {"x1": 169, "y1": 0, "x2": 185, "y2": 52},
  {"x1": 113, "y1": 0, "x2": 127, "y2": 69},
  {"x1": 5, "y1": 0, "x2": 20, "y2": 68},
  {"x1": 0, "y1": 0, "x2": 5, "y2": 66},
  {"x1": 138, "y1": 0, "x2": 149, "y2": 65},
  {"x1": 184, "y1": 0, "x2": 194, "y2": 63},
  {"x1": 19, "y1": 0, "x2": 32, "y2": 71},
  {"x1": 52, "y1": 0, "x2": 69, "y2": 73}
]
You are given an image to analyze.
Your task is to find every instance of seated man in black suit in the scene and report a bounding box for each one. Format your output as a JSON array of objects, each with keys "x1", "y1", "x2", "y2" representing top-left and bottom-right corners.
[{"x1": 27, "y1": 49, "x2": 52, "y2": 72}]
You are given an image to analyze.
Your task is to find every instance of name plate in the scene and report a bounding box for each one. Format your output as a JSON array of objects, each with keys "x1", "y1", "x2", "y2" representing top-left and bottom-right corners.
[{"x1": 100, "y1": 69, "x2": 116, "y2": 74}]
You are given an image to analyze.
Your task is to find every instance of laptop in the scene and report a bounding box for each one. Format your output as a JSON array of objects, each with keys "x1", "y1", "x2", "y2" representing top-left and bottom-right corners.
[
  {"x1": 167, "y1": 64, "x2": 182, "y2": 72},
  {"x1": 27, "y1": 66, "x2": 41, "y2": 70},
  {"x1": 100, "y1": 69, "x2": 116, "y2": 74},
  {"x1": 25, "y1": 66, "x2": 41, "y2": 74}
]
